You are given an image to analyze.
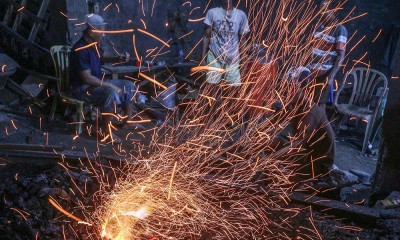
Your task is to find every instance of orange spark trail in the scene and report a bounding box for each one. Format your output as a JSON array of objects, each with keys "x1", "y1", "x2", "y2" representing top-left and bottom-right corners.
[
  {"x1": 92, "y1": 29, "x2": 134, "y2": 34},
  {"x1": 137, "y1": 28, "x2": 170, "y2": 47},
  {"x1": 372, "y1": 29, "x2": 382, "y2": 43},
  {"x1": 139, "y1": 73, "x2": 168, "y2": 90},
  {"x1": 188, "y1": 17, "x2": 206, "y2": 22},
  {"x1": 48, "y1": 198, "x2": 92, "y2": 226},
  {"x1": 10, "y1": 208, "x2": 29, "y2": 221},
  {"x1": 75, "y1": 42, "x2": 97, "y2": 52},
  {"x1": 103, "y1": 3, "x2": 112, "y2": 11},
  {"x1": 190, "y1": 66, "x2": 226, "y2": 74},
  {"x1": 167, "y1": 161, "x2": 178, "y2": 200}
]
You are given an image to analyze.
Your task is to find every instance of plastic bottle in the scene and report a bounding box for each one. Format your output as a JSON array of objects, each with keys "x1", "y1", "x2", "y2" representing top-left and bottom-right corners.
[{"x1": 178, "y1": 48, "x2": 184, "y2": 64}]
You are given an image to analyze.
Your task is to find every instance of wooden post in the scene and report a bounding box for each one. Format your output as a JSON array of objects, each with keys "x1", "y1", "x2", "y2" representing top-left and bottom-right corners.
[
  {"x1": 370, "y1": 24, "x2": 400, "y2": 202},
  {"x1": 12, "y1": 0, "x2": 26, "y2": 31},
  {"x1": 28, "y1": 0, "x2": 50, "y2": 42}
]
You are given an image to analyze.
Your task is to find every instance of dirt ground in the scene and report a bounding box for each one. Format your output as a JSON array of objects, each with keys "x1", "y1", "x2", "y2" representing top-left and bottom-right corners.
[{"x1": 335, "y1": 135, "x2": 378, "y2": 175}]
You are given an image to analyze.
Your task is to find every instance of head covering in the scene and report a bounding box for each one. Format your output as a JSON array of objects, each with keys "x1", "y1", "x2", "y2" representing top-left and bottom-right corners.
[
  {"x1": 286, "y1": 66, "x2": 312, "y2": 87},
  {"x1": 85, "y1": 14, "x2": 107, "y2": 29}
]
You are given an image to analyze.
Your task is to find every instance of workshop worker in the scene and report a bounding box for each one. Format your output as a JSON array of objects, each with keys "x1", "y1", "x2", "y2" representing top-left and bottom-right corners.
[
  {"x1": 290, "y1": 90, "x2": 335, "y2": 180},
  {"x1": 202, "y1": 0, "x2": 250, "y2": 87},
  {"x1": 311, "y1": 0, "x2": 348, "y2": 110},
  {"x1": 268, "y1": 79, "x2": 335, "y2": 183},
  {"x1": 70, "y1": 14, "x2": 143, "y2": 143}
]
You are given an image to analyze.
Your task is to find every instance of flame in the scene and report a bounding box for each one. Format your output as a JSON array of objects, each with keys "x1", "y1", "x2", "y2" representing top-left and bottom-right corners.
[{"x1": 101, "y1": 206, "x2": 152, "y2": 240}]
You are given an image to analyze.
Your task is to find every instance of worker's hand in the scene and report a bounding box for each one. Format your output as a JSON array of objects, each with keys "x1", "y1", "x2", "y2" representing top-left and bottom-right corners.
[{"x1": 119, "y1": 52, "x2": 130, "y2": 62}]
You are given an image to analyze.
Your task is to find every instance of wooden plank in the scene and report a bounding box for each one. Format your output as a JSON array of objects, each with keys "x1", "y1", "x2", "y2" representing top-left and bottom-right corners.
[
  {"x1": 102, "y1": 62, "x2": 197, "y2": 75},
  {"x1": 174, "y1": 74, "x2": 195, "y2": 85},
  {"x1": 289, "y1": 192, "x2": 380, "y2": 219},
  {"x1": 4, "y1": 0, "x2": 44, "y2": 23},
  {"x1": 19, "y1": 68, "x2": 58, "y2": 81},
  {"x1": 12, "y1": 0, "x2": 26, "y2": 31},
  {"x1": 0, "y1": 148, "x2": 135, "y2": 165},
  {"x1": 28, "y1": 0, "x2": 49, "y2": 42},
  {"x1": 0, "y1": 143, "x2": 63, "y2": 151},
  {"x1": 204, "y1": 177, "x2": 382, "y2": 222},
  {"x1": 0, "y1": 149, "x2": 95, "y2": 161},
  {"x1": 5, "y1": 78, "x2": 46, "y2": 109},
  {"x1": 21, "y1": 74, "x2": 48, "y2": 97},
  {"x1": 2, "y1": 4, "x2": 14, "y2": 25},
  {"x1": 0, "y1": 22, "x2": 49, "y2": 53}
]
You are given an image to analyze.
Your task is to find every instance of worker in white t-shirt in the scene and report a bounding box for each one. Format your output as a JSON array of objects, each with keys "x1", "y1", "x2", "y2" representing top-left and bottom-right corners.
[{"x1": 201, "y1": 0, "x2": 250, "y2": 87}]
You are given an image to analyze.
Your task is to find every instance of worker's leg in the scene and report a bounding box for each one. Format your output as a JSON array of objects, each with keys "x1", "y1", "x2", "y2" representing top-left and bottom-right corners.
[
  {"x1": 107, "y1": 80, "x2": 135, "y2": 118},
  {"x1": 73, "y1": 85, "x2": 117, "y2": 136},
  {"x1": 205, "y1": 51, "x2": 223, "y2": 85},
  {"x1": 313, "y1": 74, "x2": 331, "y2": 111},
  {"x1": 222, "y1": 62, "x2": 242, "y2": 123},
  {"x1": 106, "y1": 79, "x2": 146, "y2": 128},
  {"x1": 200, "y1": 52, "x2": 224, "y2": 122},
  {"x1": 224, "y1": 61, "x2": 241, "y2": 87}
]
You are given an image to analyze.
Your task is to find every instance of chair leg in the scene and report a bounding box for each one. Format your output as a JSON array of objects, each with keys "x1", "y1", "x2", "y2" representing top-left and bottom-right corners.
[
  {"x1": 335, "y1": 114, "x2": 346, "y2": 135},
  {"x1": 49, "y1": 95, "x2": 58, "y2": 120},
  {"x1": 76, "y1": 103, "x2": 84, "y2": 135},
  {"x1": 362, "y1": 119, "x2": 374, "y2": 154},
  {"x1": 64, "y1": 105, "x2": 72, "y2": 117}
]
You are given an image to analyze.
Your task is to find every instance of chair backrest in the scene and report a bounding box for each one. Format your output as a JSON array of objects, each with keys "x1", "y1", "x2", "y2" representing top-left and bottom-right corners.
[
  {"x1": 336, "y1": 67, "x2": 388, "y2": 111},
  {"x1": 50, "y1": 45, "x2": 71, "y2": 96}
]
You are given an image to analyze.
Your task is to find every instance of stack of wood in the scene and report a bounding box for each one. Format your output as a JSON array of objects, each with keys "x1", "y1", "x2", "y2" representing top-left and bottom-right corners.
[
  {"x1": 0, "y1": 0, "x2": 88, "y2": 71},
  {"x1": 0, "y1": 0, "x2": 51, "y2": 70}
]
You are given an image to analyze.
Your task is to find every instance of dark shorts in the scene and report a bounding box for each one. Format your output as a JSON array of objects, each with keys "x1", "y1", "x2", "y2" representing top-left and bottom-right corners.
[
  {"x1": 313, "y1": 72, "x2": 332, "y2": 104},
  {"x1": 72, "y1": 79, "x2": 137, "y2": 113}
]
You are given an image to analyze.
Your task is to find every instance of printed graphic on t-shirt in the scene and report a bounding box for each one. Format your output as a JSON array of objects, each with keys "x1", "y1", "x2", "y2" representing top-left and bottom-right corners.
[
  {"x1": 204, "y1": 7, "x2": 249, "y2": 64},
  {"x1": 216, "y1": 19, "x2": 234, "y2": 39}
]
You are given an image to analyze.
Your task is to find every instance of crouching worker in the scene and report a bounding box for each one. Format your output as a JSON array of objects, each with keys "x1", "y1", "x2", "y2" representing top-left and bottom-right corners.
[
  {"x1": 70, "y1": 14, "x2": 144, "y2": 143},
  {"x1": 270, "y1": 73, "x2": 335, "y2": 184}
]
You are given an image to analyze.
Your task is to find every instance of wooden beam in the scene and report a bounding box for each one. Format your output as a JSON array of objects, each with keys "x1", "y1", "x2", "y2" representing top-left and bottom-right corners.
[
  {"x1": 3, "y1": 0, "x2": 44, "y2": 23},
  {"x1": 204, "y1": 177, "x2": 384, "y2": 222},
  {"x1": 0, "y1": 143, "x2": 63, "y2": 152},
  {"x1": 2, "y1": 4, "x2": 14, "y2": 25},
  {"x1": 6, "y1": 78, "x2": 46, "y2": 108},
  {"x1": 12, "y1": 0, "x2": 26, "y2": 31},
  {"x1": 28, "y1": 0, "x2": 50, "y2": 42},
  {"x1": 0, "y1": 149, "x2": 95, "y2": 161},
  {"x1": 0, "y1": 22, "x2": 49, "y2": 53},
  {"x1": 289, "y1": 192, "x2": 380, "y2": 219},
  {"x1": 371, "y1": 24, "x2": 400, "y2": 200},
  {"x1": 174, "y1": 74, "x2": 195, "y2": 85}
]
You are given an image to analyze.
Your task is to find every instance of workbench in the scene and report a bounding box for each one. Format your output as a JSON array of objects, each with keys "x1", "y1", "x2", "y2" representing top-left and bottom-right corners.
[{"x1": 102, "y1": 61, "x2": 198, "y2": 84}]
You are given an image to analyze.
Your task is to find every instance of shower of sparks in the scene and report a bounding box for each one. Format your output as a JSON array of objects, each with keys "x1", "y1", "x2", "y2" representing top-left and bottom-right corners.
[{"x1": 46, "y1": 0, "x2": 367, "y2": 239}]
